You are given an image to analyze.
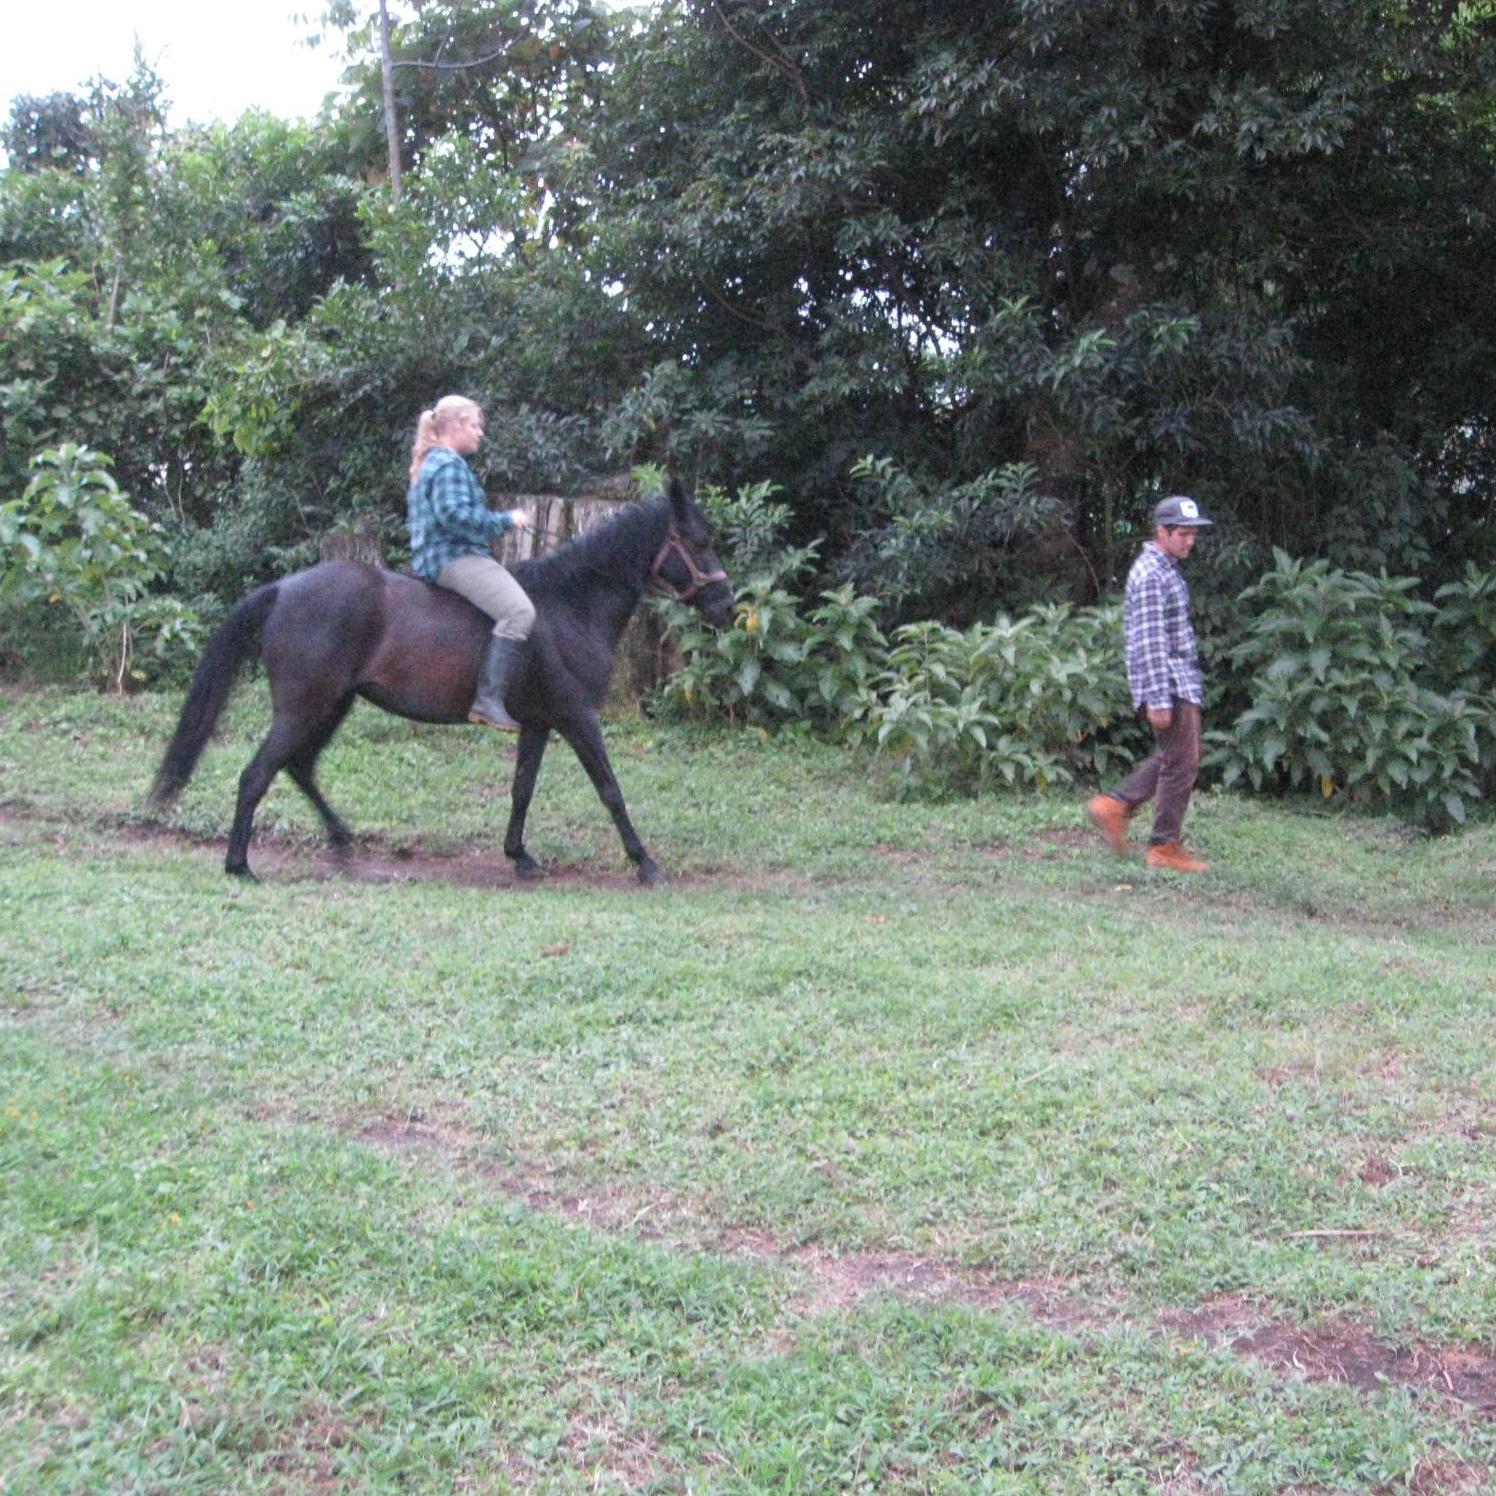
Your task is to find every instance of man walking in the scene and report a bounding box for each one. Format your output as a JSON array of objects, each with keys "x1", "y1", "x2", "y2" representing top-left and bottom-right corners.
[{"x1": 1087, "y1": 495, "x2": 1214, "y2": 872}]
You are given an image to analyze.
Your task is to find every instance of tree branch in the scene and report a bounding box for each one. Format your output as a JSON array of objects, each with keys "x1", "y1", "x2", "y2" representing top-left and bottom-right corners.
[
  {"x1": 390, "y1": 47, "x2": 513, "y2": 72},
  {"x1": 711, "y1": 2, "x2": 810, "y2": 113},
  {"x1": 698, "y1": 277, "x2": 785, "y2": 334}
]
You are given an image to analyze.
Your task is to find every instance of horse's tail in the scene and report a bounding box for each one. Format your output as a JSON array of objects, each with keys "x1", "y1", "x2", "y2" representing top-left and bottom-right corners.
[{"x1": 149, "y1": 582, "x2": 280, "y2": 806}]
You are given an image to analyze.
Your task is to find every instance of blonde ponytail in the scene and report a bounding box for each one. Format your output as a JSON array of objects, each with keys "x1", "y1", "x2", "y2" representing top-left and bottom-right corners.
[{"x1": 408, "y1": 395, "x2": 481, "y2": 482}]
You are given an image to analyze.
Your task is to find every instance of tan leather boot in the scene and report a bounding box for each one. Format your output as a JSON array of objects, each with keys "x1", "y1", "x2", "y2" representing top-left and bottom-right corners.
[
  {"x1": 1145, "y1": 842, "x2": 1209, "y2": 873},
  {"x1": 1086, "y1": 794, "x2": 1134, "y2": 855}
]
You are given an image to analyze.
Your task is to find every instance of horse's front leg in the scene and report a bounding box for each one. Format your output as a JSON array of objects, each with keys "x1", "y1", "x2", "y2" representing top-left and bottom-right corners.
[
  {"x1": 559, "y1": 714, "x2": 663, "y2": 885},
  {"x1": 504, "y1": 723, "x2": 551, "y2": 879}
]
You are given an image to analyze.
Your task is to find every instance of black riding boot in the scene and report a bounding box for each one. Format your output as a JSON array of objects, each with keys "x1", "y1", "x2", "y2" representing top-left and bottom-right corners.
[{"x1": 470, "y1": 635, "x2": 524, "y2": 731}]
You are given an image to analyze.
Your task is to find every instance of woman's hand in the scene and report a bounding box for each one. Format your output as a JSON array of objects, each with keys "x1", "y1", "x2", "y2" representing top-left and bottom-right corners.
[{"x1": 506, "y1": 509, "x2": 532, "y2": 531}]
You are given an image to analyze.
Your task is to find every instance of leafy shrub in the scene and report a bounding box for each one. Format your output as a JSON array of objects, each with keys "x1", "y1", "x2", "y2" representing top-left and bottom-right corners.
[
  {"x1": 863, "y1": 605, "x2": 1146, "y2": 800},
  {"x1": 1430, "y1": 563, "x2": 1496, "y2": 695},
  {"x1": 658, "y1": 572, "x2": 888, "y2": 730},
  {"x1": 0, "y1": 443, "x2": 205, "y2": 688},
  {"x1": 1429, "y1": 563, "x2": 1496, "y2": 795},
  {"x1": 1213, "y1": 552, "x2": 1490, "y2": 827},
  {"x1": 655, "y1": 480, "x2": 889, "y2": 729},
  {"x1": 688, "y1": 477, "x2": 796, "y2": 571}
]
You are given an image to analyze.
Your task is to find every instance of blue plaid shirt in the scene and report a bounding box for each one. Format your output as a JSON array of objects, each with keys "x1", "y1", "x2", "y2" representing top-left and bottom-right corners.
[
  {"x1": 406, "y1": 446, "x2": 517, "y2": 580},
  {"x1": 1123, "y1": 542, "x2": 1204, "y2": 710}
]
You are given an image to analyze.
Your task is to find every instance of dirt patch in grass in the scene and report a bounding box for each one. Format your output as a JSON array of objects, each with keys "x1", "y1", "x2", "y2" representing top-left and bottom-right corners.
[
  {"x1": 342, "y1": 1114, "x2": 1496, "y2": 1418},
  {"x1": 1354, "y1": 1152, "x2": 1401, "y2": 1187},
  {"x1": 351, "y1": 1115, "x2": 1104, "y2": 1330},
  {"x1": 1411, "y1": 1455, "x2": 1495, "y2": 1495},
  {"x1": 1164, "y1": 1295, "x2": 1496, "y2": 1413},
  {"x1": 984, "y1": 824, "x2": 1103, "y2": 862},
  {"x1": 792, "y1": 1249, "x2": 1097, "y2": 1329},
  {"x1": 873, "y1": 842, "x2": 926, "y2": 866},
  {"x1": 0, "y1": 803, "x2": 810, "y2": 894},
  {"x1": 563, "y1": 1415, "x2": 669, "y2": 1491},
  {"x1": 1235, "y1": 1324, "x2": 1496, "y2": 1409},
  {"x1": 715, "y1": 1224, "x2": 1102, "y2": 1329},
  {"x1": 355, "y1": 1112, "x2": 488, "y2": 1155}
]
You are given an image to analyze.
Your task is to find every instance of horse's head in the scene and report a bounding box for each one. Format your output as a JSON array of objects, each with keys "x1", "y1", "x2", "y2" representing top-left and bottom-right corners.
[{"x1": 651, "y1": 479, "x2": 734, "y2": 628}]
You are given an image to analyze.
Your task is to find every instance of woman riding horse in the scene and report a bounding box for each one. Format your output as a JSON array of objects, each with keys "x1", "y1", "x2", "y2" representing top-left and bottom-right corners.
[
  {"x1": 407, "y1": 394, "x2": 533, "y2": 731},
  {"x1": 150, "y1": 474, "x2": 733, "y2": 884}
]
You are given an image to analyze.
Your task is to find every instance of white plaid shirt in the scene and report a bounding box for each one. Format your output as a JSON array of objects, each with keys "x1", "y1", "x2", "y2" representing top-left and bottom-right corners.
[{"x1": 1123, "y1": 542, "x2": 1204, "y2": 710}]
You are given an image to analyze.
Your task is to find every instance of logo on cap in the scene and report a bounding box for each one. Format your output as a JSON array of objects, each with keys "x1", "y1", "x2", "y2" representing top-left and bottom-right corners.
[{"x1": 1178, "y1": 499, "x2": 1199, "y2": 519}]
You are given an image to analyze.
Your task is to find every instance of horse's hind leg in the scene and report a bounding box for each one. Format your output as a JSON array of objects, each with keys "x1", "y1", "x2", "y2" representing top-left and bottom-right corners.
[
  {"x1": 558, "y1": 715, "x2": 662, "y2": 886},
  {"x1": 225, "y1": 719, "x2": 300, "y2": 878},
  {"x1": 503, "y1": 724, "x2": 551, "y2": 879},
  {"x1": 226, "y1": 702, "x2": 348, "y2": 879},
  {"x1": 285, "y1": 694, "x2": 356, "y2": 863}
]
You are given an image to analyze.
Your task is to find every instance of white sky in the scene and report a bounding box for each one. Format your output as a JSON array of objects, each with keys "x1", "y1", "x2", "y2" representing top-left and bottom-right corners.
[{"x1": 0, "y1": 2, "x2": 350, "y2": 129}]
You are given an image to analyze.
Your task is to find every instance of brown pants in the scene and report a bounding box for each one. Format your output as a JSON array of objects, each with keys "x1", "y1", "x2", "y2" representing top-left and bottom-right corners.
[{"x1": 1111, "y1": 700, "x2": 1202, "y2": 846}]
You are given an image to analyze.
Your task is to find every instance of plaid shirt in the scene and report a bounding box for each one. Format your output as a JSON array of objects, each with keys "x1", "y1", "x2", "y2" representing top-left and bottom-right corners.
[
  {"x1": 1123, "y1": 542, "x2": 1204, "y2": 710},
  {"x1": 406, "y1": 446, "x2": 517, "y2": 580}
]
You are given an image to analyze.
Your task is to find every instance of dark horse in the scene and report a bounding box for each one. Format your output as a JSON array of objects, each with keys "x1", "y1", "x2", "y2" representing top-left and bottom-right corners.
[{"x1": 150, "y1": 480, "x2": 732, "y2": 884}]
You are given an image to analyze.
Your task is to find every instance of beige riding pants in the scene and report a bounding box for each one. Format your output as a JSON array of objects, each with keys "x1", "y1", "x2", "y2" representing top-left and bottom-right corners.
[{"x1": 435, "y1": 554, "x2": 536, "y2": 641}]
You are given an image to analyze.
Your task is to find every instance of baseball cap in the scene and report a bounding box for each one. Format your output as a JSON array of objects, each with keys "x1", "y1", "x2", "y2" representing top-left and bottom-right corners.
[{"x1": 1153, "y1": 495, "x2": 1213, "y2": 528}]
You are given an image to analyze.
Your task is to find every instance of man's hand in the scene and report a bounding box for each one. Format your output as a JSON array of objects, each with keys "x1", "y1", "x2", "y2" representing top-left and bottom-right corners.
[
  {"x1": 507, "y1": 509, "x2": 532, "y2": 531},
  {"x1": 1147, "y1": 705, "x2": 1173, "y2": 732}
]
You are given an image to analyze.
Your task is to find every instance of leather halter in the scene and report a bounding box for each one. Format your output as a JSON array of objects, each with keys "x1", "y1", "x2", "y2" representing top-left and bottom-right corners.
[{"x1": 650, "y1": 525, "x2": 728, "y2": 602}]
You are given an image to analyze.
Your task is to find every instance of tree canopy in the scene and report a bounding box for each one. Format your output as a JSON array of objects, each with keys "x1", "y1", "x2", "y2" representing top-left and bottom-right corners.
[{"x1": 1, "y1": 0, "x2": 1492, "y2": 623}]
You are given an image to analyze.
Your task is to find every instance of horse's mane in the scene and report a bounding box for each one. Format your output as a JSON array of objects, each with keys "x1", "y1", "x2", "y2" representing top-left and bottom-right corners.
[{"x1": 509, "y1": 494, "x2": 669, "y2": 601}]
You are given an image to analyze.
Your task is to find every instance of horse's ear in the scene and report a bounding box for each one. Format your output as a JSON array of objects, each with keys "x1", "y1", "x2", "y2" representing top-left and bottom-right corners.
[{"x1": 667, "y1": 475, "x2": 687, "y2": 521}]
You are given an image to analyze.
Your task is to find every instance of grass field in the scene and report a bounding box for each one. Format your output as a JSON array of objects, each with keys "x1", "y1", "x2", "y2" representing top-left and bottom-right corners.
[{"x1": 2, "y1": 686, "x2": 1494, "y2": 1493}]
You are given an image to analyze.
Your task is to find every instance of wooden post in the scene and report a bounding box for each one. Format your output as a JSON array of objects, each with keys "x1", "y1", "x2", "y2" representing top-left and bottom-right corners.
[{"x1": 491, "y1": 478, "x2": 679, "y2": 711}]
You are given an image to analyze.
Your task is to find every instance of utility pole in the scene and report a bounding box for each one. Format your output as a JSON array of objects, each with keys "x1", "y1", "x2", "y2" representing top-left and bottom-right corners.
[{"x1": 378, "y1": 0, "x2": 402, "y2": 204}]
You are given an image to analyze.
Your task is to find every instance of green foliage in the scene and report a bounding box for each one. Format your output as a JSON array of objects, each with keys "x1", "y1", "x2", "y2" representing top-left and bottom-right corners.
[
  {"x1": 1, "y1": 445, "x2": 161, "y2": 608},
  {"x1": 690, "y1": 477, "x2": 794, "y2": 570},
  {"x1": 1, "y1": 0, "x2": 1492, "y2": 782},
  {"x1": 655, "y1": 480, "x2": 888, "y2": 729},
  {"x1": 567, "y1": 0, "x2": 1496, "y2": 599},
  {"x1": 0, "y1": 445, "x2": 203, "y2": 688},
  {"x1": 659, "y1": 566, "x2": 889, "y2": 731},
  {"x1": 1213, "y1": 553, "x2": 1491, "y2": 829},
  {"x1": 0, "y1": 259, "x2": 104, "y2": 498},
  {"x1": 1319, "y1": 441, "x2": 1446, "y2": 580},
  {"x1": 864, "y1": 605, "x2": 1145, "y2": 800},
  {"x1": 1431, "y1": 562, "x2": 1496, "y2": 695},
  {"x1": 1430, "y1": 562, "x2": 1496, "y2": 791},
  {"x1": 843, "y1": 454, "x2": 1066, "y2": 620}
]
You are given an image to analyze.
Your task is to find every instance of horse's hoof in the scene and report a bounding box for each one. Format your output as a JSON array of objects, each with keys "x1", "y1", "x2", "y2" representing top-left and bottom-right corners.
[
  {"x1": 510, "y1": 854, "x2": 545, "y2": 881},
  {"x1": 226, "y1": 863, "x2": 259, "y2": 883},
  {"x1": 636, "y1": 860, "x2": 666, "y2": 887}
]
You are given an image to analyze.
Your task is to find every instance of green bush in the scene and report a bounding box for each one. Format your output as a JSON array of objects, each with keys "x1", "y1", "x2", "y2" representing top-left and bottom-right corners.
[
  {"x1": 1430, "y1": 563, "x2": 1496, "y2": 696},
  {"x1": 655, "y1": 479, "x2": 889, "y2": 730},
  {"x1": 863, "y1": 605, "x2": 1146, "y2": 800},
  {"x1": 658, "y1": 493, "x2": 1492, "y2": 831},
  {"x1": 657, "y1": 572, "x2": 888, "y2": 731},
  {"x1": 0, "y1": 443, "x2": 206, "y2": 689},
  {"x1": 1213, "y1": 552, "x2": 1490, "y2": 828},
  {"x1": 1429, "y1": 564, "x2": 1496, "y2": 798}
]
